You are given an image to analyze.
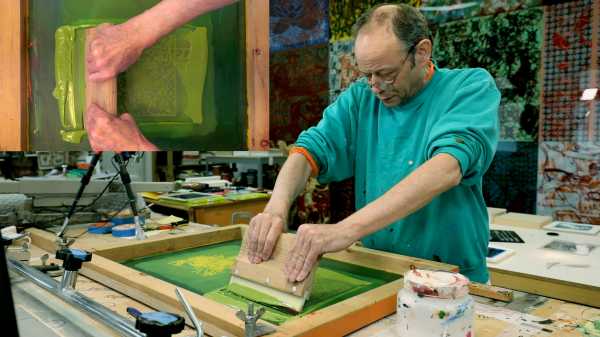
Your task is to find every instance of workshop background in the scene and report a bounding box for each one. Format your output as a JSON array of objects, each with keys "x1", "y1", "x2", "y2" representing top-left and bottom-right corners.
[{"x1": 268, "y1": 0, "x2": 600, "y2": 228}]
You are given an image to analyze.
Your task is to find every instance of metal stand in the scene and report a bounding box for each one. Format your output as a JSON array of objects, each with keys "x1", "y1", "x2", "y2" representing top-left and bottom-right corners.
[
  {"x1": 55, "y1": 152, "x2": 145, "y2": 247},
  {"x1": 114, "y1": 154, "x2": 145, "y2": 240},
  {"x1": 56, "y1": 248, "x2": 92, "y2": 290},
  {"x1": 175, "y1": 287, "x2": 204, "y2": 337},
  {"x1": 56, "y1": 152, "x2": 102, "y2": 249}
]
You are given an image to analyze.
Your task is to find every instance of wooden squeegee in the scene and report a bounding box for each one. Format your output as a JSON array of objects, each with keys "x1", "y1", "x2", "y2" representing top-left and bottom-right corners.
[
  {"x1": 229, "y1": 232, "x2": 318, "y2": 313},
  {"x1": 85, "y1": 27, "x2": 117, "y2": 115}
]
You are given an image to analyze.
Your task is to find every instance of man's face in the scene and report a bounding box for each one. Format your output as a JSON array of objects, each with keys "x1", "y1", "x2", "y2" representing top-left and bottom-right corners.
[{"x1": 355, "y1": 27, "x2": 420, "y2": 107}]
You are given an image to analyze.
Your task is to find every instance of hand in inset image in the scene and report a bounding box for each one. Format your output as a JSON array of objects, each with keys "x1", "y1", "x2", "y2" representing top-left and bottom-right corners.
[{"x1": 85, "y1": 104, "x2": 158, "y2": 152}]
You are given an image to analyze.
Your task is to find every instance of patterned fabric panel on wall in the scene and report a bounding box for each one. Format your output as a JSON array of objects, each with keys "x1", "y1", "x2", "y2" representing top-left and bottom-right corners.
[
  {"x1": 597, "y1": 4, "x2": 600, "y2": 143},
  {"x1": 270, "y1": 0, "x2": 330, "y2": 52},
  {"x1": 434, "y1": 7, "x2": 543, "y2": 141},
  {"x1": 483, "y1": 142, "x2": 539, "y2": 214},
  {"x1": 329, "y1": 0, "x2": 540, "y2": 38},
  {"x1": 541, "y1": 0, "x2": 593, "y2": 141},
  {"x1": 329, "y1": 0, "x2": 422, "y2": 41},
  {"x1": 329, "y1": 39, "x2": 362, "y2": 103},
  {"x1": 290, "y1": 182, "x2": 331, "y2": 230},
  {"x1": 270, "y1": 44, "x2": 329, "y2": 144},
  {"x1": 421, "y1": 0, "x2": 541, "y2": 25},
  {"x1": 537, "y1": 142, "x2": 600, "y2": 224}
]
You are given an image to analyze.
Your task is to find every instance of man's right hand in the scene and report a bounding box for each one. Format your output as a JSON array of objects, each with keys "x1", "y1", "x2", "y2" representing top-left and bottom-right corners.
[{"x1": 247, "y1": 212, "x2": 285, "y2": 263}]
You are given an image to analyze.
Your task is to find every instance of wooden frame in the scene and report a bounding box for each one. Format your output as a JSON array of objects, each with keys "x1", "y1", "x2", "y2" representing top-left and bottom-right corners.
[
  {"x1": 145, "y1": 196, "x2": 269, "y2": 226},
  {"x1": 0, "y1": 0, "x2": 28, "y2": 150},
  {"x1": 29, "y1": 226, "x2": 457, "y2": 337},
  {"x1": 490, "y1": 268, "x2": 600, "y2": 308},
  {"x1": 0, "y1": 0, "x2": 268, "y2": 151},
  {"x1": 245, "y1": 0, "x2": 270, "y2": 150}
]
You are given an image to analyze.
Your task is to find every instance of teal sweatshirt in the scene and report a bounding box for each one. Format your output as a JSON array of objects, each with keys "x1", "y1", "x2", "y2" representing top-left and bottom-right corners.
[{"x1": 295, "y1": 67, "x2": 500, "y2": 282}]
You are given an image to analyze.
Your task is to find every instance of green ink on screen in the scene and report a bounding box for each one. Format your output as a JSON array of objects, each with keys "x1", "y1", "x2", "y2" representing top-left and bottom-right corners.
[{"x1": 123, "y1": 240, "x2": 400, "y2": 325}]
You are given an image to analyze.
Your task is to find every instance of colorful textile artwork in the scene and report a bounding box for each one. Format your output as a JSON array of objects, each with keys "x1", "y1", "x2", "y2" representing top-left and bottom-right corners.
[
  {"x1": 541, "y1": 0, "x2": 594, "y2": 141},
  {"x1": 329, "y1": 39, "x2": 362, "y2": 103},
  {"x1": 420, "y1": 0, "x2": 541, "y2": 25},
  {"x1": 597, "y1": 1, "x2": 600, "y2": 143},
  {"x1": 537, "y1": 142, "x2": 600, "y2": 225},
  {"x1": 329, "y1": 0, "x2": 421, "y2": 41},
  {"x1": 270, "y1": 0, "x2": 330, "y2": 52},
  {"x1": 290, "y1": 179, "x2": 331, "y2": 230},
  {"x1": 483, "y1": 142, "x2": 538, "y2": 214},
  {"x1": 433, "y1": 8, "x2": 543, "y2": 141},
  {"x1": 420, "y1": 0, "x2": 482, "y2": 25},
  {"x1": 330, "y1": 0, "x2": 541, "y2": 39},
  {"x1": 270, "y1": 44, "x2": 329, "y2": 144}
]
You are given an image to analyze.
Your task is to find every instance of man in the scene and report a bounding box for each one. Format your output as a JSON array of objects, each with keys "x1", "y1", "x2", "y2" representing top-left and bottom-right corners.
[
  {"x1": 85, "y1": 0, "x2": 238, "y2": 151},
  {"x1": 247, "y1": 3, "x2": 500, "y2": 284}
]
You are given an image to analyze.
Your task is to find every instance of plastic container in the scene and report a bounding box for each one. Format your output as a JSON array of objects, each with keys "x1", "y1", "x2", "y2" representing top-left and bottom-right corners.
[{"x1": 396, "y1": 269, "x2": 474, "y2": 337}]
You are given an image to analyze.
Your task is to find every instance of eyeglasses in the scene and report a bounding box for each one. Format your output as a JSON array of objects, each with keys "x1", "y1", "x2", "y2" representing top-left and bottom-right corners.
[{"x1": 361, "y1": 43, "x2": 416, "y2": 86}]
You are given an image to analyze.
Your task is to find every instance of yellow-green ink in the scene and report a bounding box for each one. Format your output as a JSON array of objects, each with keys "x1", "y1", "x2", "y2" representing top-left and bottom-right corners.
[{"x1": 170, "y1": 255, "x2": 235, "y2": 277}]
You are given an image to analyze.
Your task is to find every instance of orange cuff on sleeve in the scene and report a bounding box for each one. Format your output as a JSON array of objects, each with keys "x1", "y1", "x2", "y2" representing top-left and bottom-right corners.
[{"x1": 289, "y1": 146, "x2": 319, "y2": 177}]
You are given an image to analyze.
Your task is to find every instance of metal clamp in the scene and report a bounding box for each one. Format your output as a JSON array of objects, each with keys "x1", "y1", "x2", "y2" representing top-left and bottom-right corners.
[{"x1": 236, "y1": 303, "x2": 275, "y2": 337}]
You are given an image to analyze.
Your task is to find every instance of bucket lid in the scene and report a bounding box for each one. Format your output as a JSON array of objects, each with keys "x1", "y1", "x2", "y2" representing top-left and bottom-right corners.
[{"x1": 404, "y1": 268, "x2": 470, "y2": 299}]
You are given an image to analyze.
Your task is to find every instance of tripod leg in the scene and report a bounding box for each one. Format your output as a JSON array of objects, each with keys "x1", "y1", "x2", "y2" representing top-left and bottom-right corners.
[
  {"x1": 114, "y1": 153, "x2": 145, "y2": 240},
  {"x1": 56, "y1": 152, "x2": 103, "y2": 246}
]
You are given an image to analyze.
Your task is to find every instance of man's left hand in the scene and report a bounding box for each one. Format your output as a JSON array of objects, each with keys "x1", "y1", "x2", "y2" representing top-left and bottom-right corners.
[
  {"x1": 284, "y1": 223, "x2": 355, "y2": 282},
  {"x1": 85, "y1": 103, "x2": 159, "y2": 152}
]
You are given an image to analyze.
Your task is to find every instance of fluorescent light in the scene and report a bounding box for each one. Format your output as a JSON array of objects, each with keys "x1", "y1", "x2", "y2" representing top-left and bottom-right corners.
[{"x1": 580, "y1": 88, "x2": 598, "y2": 101}]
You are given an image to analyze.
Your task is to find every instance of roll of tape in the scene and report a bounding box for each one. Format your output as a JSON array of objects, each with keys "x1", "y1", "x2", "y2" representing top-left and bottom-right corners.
[
  {"x1": 111, "y1": 217, "x2": 134, "y2": 225},
  {"x1": 112, "y1": 224, "x2": 136, "y2": 237},
  {"x1": 88, "y1": 222, "x2": 114, "y2": 234}
]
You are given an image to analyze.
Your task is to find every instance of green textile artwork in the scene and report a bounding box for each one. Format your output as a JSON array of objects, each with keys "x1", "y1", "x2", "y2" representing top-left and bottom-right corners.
[
  {"x1": 433, "y1": 8, "x2": 543, "y2": 141},
  {"x1": 329, "y1": 0, "x2": 422, "y2": 41}
]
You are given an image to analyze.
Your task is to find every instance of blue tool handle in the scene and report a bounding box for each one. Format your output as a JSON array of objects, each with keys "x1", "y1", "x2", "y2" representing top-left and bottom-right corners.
[{"x1": 127, "y1": 307, "x2": 142, "y2": 319}]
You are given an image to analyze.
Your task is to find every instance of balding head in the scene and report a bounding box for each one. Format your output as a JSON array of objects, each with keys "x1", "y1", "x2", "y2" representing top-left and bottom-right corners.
[{"x1": 353, "y1": 3, "x2": 431, "y2": 55}]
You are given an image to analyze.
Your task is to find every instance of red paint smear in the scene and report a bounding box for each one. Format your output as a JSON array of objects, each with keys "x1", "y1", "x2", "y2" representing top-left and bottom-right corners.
[
  {"x1": 552, "y1": 32, "x2": 570, "y2": 51},
  {"x1": 575, "y1": 13, "x2": 591, "y2": 46},
  {"x1": 557, "y1": 61, "x2": 569, "y2": 70}
]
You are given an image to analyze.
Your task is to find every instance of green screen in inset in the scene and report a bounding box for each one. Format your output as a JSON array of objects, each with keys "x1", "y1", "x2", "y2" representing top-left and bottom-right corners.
[{"x1": 29, "y1": 0, "x2": 246, "y2": 150}]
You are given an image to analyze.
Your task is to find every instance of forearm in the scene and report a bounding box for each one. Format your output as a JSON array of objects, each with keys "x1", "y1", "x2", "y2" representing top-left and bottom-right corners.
[
  {"x1": 340, "y1": 153, "x2": 462, "y2": 241},
  {"x1": 125, "y1": 0, "x2": 237, "y2": 49},
  {"x1": 264, "y1": 153, "x2": 312, "y2": 220}
]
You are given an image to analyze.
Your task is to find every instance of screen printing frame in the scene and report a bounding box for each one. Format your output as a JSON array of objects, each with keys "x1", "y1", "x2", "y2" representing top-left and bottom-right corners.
[
  {"x1": 28, "y1": 225, "x2": 457, "y2": 337},
  {"x1": 0, "y1": 0, "x2": 269, "y2": 151}
]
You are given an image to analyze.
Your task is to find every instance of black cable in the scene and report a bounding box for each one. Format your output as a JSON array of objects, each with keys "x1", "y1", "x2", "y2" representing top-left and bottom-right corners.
[
  {"x1": 32, "y1": 173, "x2": 120, "y2": 229},
  {"x1": 36, "y1": 155, "x2": 132, "y2": 236},
  {"x1": 77, "y1": 172, "x2": 120, "y2": 211}
]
